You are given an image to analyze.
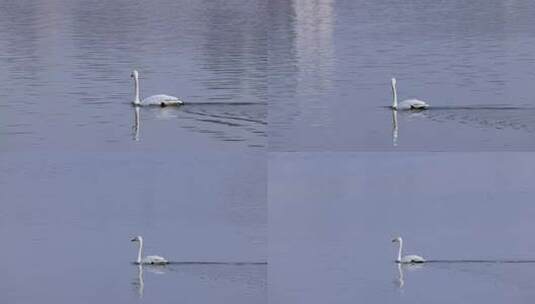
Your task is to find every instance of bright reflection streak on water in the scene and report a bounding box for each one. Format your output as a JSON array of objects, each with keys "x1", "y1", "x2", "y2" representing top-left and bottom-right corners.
[{"x1": 268, "y1": 0, "x2": 535, "y2": 151}]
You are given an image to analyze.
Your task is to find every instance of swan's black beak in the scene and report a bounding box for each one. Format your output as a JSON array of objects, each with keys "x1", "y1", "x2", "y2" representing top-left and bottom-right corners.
[
  {"x1": 131, "y1": 238, "x2": 137, "y2": 242},
  {"x1": 391, "y1": 239, "x2": 396, "y2": 243},
  {"x1": 130, "y1": 74, "x2": 134, "y2": 78}
]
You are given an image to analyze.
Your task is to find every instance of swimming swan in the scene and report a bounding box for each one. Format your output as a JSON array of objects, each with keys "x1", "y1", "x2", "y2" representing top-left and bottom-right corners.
[
  {"x1": 131, "y1": 236, "x2": 169, "y2": 265},
  {"x1": 391, "y1": 78, "x2": 429, "y2": 110},
  {"x1": 131, "y1": 70, "x2": 184, "y2": 107},
  {"x1": 392, "y1": 237, "x2": 425, "y2": 263}
]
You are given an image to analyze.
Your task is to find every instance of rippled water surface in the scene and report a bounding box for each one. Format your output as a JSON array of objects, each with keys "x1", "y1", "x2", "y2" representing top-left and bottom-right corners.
[
  {"x1": 270, "y1": 153, "x2": 535, "y2": 303},
  {"x1": 0, "y1": 1, "x2": 267, "y2": 303},
  {"x1": 0, "y1": 0, "x2": 267, "y2": 151},
  {"x1": 269, "y1": 0, "x2": 535, "y2": 151},
  {"x1": 0, "y1": 152, "x2": 266, "y2": 303}
]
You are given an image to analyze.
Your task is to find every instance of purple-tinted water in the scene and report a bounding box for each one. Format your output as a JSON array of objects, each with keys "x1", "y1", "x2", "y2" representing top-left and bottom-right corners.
[
  {"x1": 0, "y1": 0, "x2": 267, "y2": 152},
  {"x1": 269, "y1": 153, "x2": 535, "y2": 303},
  {"x1": 0, "y1": 1, "x2": 267, "y2": 302},
  {"x1": 269, "y1": 0, "x2": 535, "y2": 151},
  {"x1": 0, "y1": 152, "x2": 266, "y2": 303}
]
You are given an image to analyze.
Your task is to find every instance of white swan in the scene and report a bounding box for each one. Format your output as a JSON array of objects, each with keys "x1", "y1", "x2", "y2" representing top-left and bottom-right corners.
[
  {"x1": 392, "y1": 237, "x2": 425, "y2": 263},
  {"x1": 131, "y1": 70, "x2": 184, "y2": 107},
  {"x1": 131, "y1": 236, "x2": 169, "y2": 265},
  {"x1": 391, "y1": 78, "x2": 429, "y2": 110}
]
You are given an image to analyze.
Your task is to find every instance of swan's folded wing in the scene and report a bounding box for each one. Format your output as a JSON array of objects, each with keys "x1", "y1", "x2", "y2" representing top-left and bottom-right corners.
[
  {"x1": 402, "y1": 255, "x2": 425, "y2": 263},
  {"x1": 144, "y1": 255, "x2": 168, "y2": 264},
  {"x1": 143, "y1": 94, "x2": 184, "y2": 105},
  {"x1": 407, "y1": 99, "x2": 428, "y2": 108}
]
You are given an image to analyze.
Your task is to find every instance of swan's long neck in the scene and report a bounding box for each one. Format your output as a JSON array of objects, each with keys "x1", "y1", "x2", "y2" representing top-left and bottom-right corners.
[
  {"x1": 134, "y1": 75, "x2": 141, "y2": 105},
  {"x1": 397, "y1": 239, "x2": 403, "y2": 262},
  {"x1": 392, "y1": 81, "x2": 398, "y2": 109},
  {"x1": 137, "y1": 239, "x2": 143, "y2": 264}
]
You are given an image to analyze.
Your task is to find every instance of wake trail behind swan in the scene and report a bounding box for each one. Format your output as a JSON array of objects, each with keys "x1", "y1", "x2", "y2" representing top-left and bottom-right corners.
[
  {"x1": 131, "y1": 261, "x2": 267, "y2": 265},
  {"x1": 382, "y1": 105, "x2": 535, "y2": 110},
  {"x1": 425, "y1": 259, "x2": 535, "y2": 264}
]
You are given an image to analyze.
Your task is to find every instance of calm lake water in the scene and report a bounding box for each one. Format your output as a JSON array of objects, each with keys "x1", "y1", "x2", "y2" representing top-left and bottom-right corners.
[
  {"x1": 269, "y1": 153, "x2": 535, "y2": 303},
  {"x1": 269, "y1": 0, "x2": 535, "y2": 151},
  {"x1": 0, "y1": 1, "x2": 267, "y2": 302},
  {"x1": 0, "y1": 0, "x2": 267, "y2": 151},
  {"x1": 4, "y1": 0, "x2": 535, "y2": 302},
  {"x1": 0, "y1": 152, "x2": 266, "y2": 303}
]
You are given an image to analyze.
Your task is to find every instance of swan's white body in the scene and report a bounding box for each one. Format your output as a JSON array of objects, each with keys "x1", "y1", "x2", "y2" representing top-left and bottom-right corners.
[
  {"x1": 391, "y1": 78, "x2": 429, "y2": 110},
  {"x1": 131, "y1": 70, "x2": 183, "y2": 107},
  {"x1": 131, "y1": 236, "x2": 169, "y2": 265},
  {"x1": 392, "y1": 237, "x2": 425, "y2": 264},
  {"x1": 399, "y1": 254, "x2": 425, "y2": 263}
]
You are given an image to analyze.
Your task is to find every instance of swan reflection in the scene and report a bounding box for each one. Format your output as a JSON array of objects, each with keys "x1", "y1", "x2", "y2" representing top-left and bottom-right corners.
[
  {"x1": 133, "y1": 264, "x2": 168, "y2": 298},
  {"x1": 392, "y1": 109, "x2": 398, "y2": 146},
  {"x1": 390, "y1": 109, "x2": 427, "y2": 146},
  {"x1": 394, "y1": 263, "x2": 424, "y2": 289},
  {"x1": 132, "y1": 106, "x2": 140, "y2": 141},
  {"x1": 395, "y1": 263, "x2": 404, "y2": 288},
  {"x1": 134, "y1": 264, "x2": 144, "y2": 298},
  {"x1": 390, "y1": 105, "x2": 535, "y2": 147},
  {"x1": 131, "y1": 102, "x2": 265, "y2": 147},
  {"x1": 132, "y1": 106, "x2": 183, "y2": 142}
]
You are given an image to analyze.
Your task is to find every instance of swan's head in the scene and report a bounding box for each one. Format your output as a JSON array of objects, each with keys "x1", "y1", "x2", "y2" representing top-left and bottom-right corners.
[
  {"x1": 392, "y1": 237, "x2": 402, "y2": 243},
  {"x1": 391, "y1": 78, "x2": 397, "y2": 86},
  {"x1": 131, "y1": 70, "x2": 139, "y2": 79},
  {"x1": 131, "y1": 236, "x2": 143, "y2": 242}
]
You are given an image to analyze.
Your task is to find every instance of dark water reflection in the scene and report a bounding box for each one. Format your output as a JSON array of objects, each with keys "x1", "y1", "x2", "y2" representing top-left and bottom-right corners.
[
  {"x1": 131, "y1": 103, "x2": 265, "y2": 147},
  {"x1": 0, "y1": 0, "x2": 266, "y2": 151},
  {"x1": 388, "y1": 107, "x2": 535, "y2": 150},
  {"x1": 268, "y1": 0, "x2": 535, "y2": 151}
]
